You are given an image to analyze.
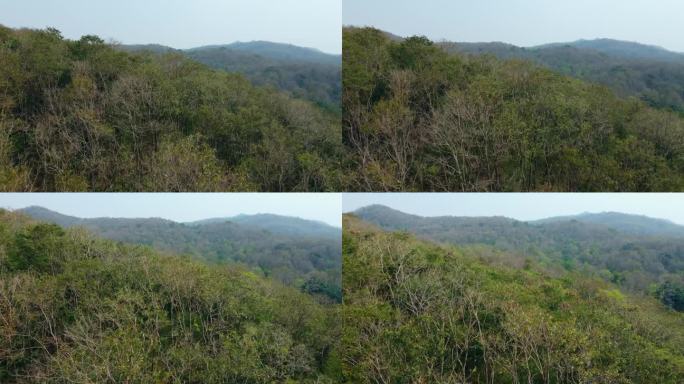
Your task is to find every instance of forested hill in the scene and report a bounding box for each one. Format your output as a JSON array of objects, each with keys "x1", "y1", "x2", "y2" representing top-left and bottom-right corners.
[
  {"x1": 19, "y1": 206, "x2": 342, "y2": 301},
  {"x1": 0, "y1": 209, "x2": 341, "y2": 383},
  {"x1": 443, "y1": 38, "x2": 684, "y2": 114},
  {"x1": 343, "y1": 27, "x2": 684, "y2": 191},
  {"x1": 352, "y1": 205, "x2": 684, "y2": 304},
  {"x1": 189, "y1": 213, "x2": 341, "y2": 239},
  {"x1": 532, "y1": 211, "x2": 684, "y2": 237},
  {"x1": 342, "y1": 213, "x2": 684, "y2": 383},
  {"x1": 0, "y1": 26, "x2": 342, "y2": 192},
  {"x1": 187, "y1": 41, "x2": 341, "y2": 65},
  {"x1": 122, "y1": 41, "x2": 342, "y2": 112}
]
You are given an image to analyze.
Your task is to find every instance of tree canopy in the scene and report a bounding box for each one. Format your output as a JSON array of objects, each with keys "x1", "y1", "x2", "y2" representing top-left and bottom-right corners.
[
  {"x1": 0, "y1": 209, "x2": 342, "y2": 383},
  {"x1": 0, "y1": 26, "x2": 342, "y2": 192},
  {"x1": 354, "y1": 205, "x2": 684, "y2": 303},
  {"x1": 342, "y1": 27, "x2": 684, "y2": 191},
  {"x1": 341, "y1": 214, "x2": 684, "y2": 383}
]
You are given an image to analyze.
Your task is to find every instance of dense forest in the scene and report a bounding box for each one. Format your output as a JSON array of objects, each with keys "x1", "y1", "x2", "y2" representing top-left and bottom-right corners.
[
  {"x1": 354, "y1": 205, "x2": 684, "y2": 309},
  {"x1": 122, "y1": 41, "x2": 342, "y2": 113},
  {"x1": 0, "y1": 209, "x2": 342, "y2": 383},
  {"x1": 342, "y1": 213, "x2": 684, "y2": 383},
  {"x1": 342, "y1": 27, "x2": 684, "y2": 191},
  {"x1": 446, "y1": 39, "x2": 684, "y2": 115},
  {"x1": 21, "y1": 206, "x2": 342, "y2": 302},
  {"x1": 0, "y1": 25, "x2": 342, "y2": 192}
]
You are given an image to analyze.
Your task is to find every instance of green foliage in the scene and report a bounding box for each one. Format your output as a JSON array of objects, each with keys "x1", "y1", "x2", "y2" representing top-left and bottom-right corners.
[
  {"x1": 656, "y1": 280, "x2": 684, "y2": 311},
  {"x1": 342, "y1": 214, "x2": 684, "y2": 383},
  {"x1": 6, "y1": 223, "x2": 66, "y2": 273},
  {"x1": 0, "y1": 25, "x2": 342, "y2": 191},
  {"x1": 21, "y1": 206, "x2": 342, "y2": 303},
  {"x1": 342, "y1": 27, "x2": 684, "y2": 191},
  {"x1": 355, "y1": 205, "x2": 684, "y2": 298},
  {"x1": 0, "y1": 210, "x2": 340, "y2": 383},
  {"x1": 448, "y1": 39, "x2": 684, "y2": 115},
  {"x1": 182, "y1": 43, "x2": 342, "y2": 113}
]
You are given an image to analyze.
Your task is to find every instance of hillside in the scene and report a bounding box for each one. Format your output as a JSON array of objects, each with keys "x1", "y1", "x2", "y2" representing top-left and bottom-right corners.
[
  {"x1": 123, "y1": 41, "x2": 342, "y2": 112},
  {"x1": 0, "y1": 25, "x2": 342, "y2": 192},
  {"x1": 545, "y1": 39, "x2": 684, "y2": 62},
  {"x1": 0, "y1": 209, "x2": 341, "y2": 383},
  {"x1": 342, "y1": 214, "x2": 684, "y2": 383},
  {"x1": 444, "y1": 38, "x2": 684, "y2": 114},
  {"x1": 19, "y1": 206, "x2": 342, "y2": 302},
  {"x1": 190, "y1": 213, "x2": 340, "y2": 239},
  {"x1": 532, "y1": 211, "x2": 684, "y2": 237},
  {"x1": 353, "y1": 205, "x2": 684, "y2": 298},
  {"x1": 188, "y1": 41, "x2": 340, "y2": 65},
  {"x1": 342, "y1": 27, "x2": 684, "y2": 191}
]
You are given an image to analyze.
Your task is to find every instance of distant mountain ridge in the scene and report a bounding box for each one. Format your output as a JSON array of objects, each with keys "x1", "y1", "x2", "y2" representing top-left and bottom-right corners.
[
  {"x1": 531, "y1": 211, "x2": 684, "y2": 237},
  {"x1": 20, "y1": 206, "x2": 340, "y2": 238},
  {"x1": 353, "y1": 205, "x2": 684, "y2": 237},
  {"x1": 118, "y1": 40, "x2": 341, "y2": 111},
  {"x1": 438, "y1": 36, "x2": 684, "y2": 113},
  {"x1": 533, "y1": 39, "x2": 684, "y2": 61},
  {"x1": 18, "y1": 206, "x2": 342, "y2": 301},
  {"x1": 186, "y1": 41, "x2": 341, "y2": 64},
  {"x1": 189, "y1": 213, "x2": 340, "y2": 238},
  {"x1": 120, "y1": 41, "x2": 340, "y2": 62},
  {"x1": 367, "y1": 28, "x2": 684, "y2": 113},
  {"x1": 352, "y1": 205, "x2": 684, "y2": 293}
]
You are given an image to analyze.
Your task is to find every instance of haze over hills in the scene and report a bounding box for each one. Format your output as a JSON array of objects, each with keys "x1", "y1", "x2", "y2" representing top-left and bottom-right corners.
[
  {"x1": 186, "y1": 41, "x2": 341, "y2": 64},
  {"x1": 352, "y1": 205, "x2": 684, "y2": 295},
  {"x1": 538, "y1": 39, "x2": 684, "y2": 61},
  {"x1": 353, "y1": 205, "x2": 684, "y2": 237},
  {"x1": 532, "y1": 211, "x2": 684, "y2": 237},
  {"x1": 189, "y1": 213, "x2": 340, "y2": 238},
  {"x1": 367, "y1": 28, "x2": 684, "y2": 114},
  {"x1": 441, "y1": 37, "x2": 684, "y2": 113},
  {"x1": 120, "y1": 40, "x2": 342, "y2": 111},
  {"x1": 18, "y1": 206, "x2": 342, "y2": 301}
]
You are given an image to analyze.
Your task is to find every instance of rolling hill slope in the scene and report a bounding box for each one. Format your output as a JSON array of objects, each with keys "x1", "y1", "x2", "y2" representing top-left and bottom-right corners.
[
  {"x1": 342, "y1": 27, "x2": 684, "y2": 191},
  {"x1": 19, "y1": 206, "x2": 342, "y2": 301},
  {"x1": 352, "y1": 205, "x2": 684, "y2": 295},
  {"x1": 444, "y1": 38, "x2": 684, "y2": 114},
  {"x1": 122, "y1": 41, "x2": 341, "y2": 111},
  {"x1": 0, "y1": 25, "x2": 342, "y2": 192},
  {"x1": 342, "y1": 213, "x2": 684, "y2": 383},
  {"x1": 0, "y1": 209, "x2": 340, "y2": 383}
]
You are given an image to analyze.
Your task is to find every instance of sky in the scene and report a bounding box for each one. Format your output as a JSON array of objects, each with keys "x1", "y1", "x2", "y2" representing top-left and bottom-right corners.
[
  {"x1": 0, "y1": 0, "x2": 341, "y2": 54},
  {"x1": 344, "y1": 0, "x2": 684, "y2": 52},
  {"x1": 343, "y1": 193, "x2": 684, "y2": 225},
  {"x1": 0, "y1": 193, "x2": 342, "y2": 228}
]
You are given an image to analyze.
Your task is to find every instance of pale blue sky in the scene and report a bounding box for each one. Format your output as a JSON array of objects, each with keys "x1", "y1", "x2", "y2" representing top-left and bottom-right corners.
[
  {"x1": 343, "y1": 193, "x2": 684, "y2": 225},
  {"x1": 0, "y1": 193, "x2": 342, "y2": 227},
  {"x1": 344, "y1": 0, "x2": 684, "y2": 52},
  {"x1": 0, "y1": 0, "x2": 341, "y2": 53}
]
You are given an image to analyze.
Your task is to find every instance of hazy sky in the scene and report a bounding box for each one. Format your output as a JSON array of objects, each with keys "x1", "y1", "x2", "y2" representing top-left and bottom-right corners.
[
  {"x1": 0, "y1": 0, "x2": 341, "y2": 53},
  {"x1": 343, "y1": 193, "x2": 684, "y2": 225},
  {"x1": 0, "y1": 193, "x2": 342, "y2": 227},
  {"x1": 344, "y1": 0, "x2": 684, "y2": 52}
]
